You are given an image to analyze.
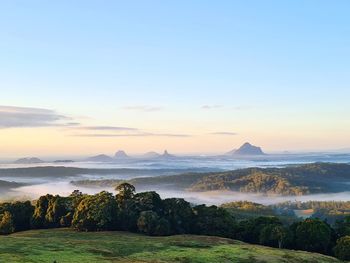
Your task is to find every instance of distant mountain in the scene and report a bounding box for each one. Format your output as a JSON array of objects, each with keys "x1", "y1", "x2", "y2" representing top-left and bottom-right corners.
[
  {"x1": 233, "y1": 142, "x2": 265, "y2": 155},
  {"x1": 14, "y1": 157, "x2": 44, "y2": 164},
  {"x1": 142, "y1": 151, "x2": 161, "y2": 158},
  {"x1": 114, "y1": 150, "x2": 129, "y2": 159},
  {"x1": 160, "y1": 150, "x2": 176, "y2": 158},
  {"x1": 86, "y1": 154, "x2": 113, "y2": 162}
]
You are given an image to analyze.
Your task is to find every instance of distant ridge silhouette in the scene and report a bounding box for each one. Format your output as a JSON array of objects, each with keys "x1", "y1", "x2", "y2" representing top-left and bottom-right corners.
[
  {"x1": 86, "y1": 154, "x2": 113, "y2": 162},
  {"x1": 14, "y1": 157, "x2": 44, "y2": 164}
]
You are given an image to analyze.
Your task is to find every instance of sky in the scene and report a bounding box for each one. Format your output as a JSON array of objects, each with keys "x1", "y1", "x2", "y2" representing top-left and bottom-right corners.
[{"x1": 0, "y1": 0, "x2": 350, "y2": 157}]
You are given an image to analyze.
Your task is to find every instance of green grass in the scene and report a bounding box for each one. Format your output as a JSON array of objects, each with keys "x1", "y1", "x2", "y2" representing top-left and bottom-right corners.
[{"x1": 0, "y1": 228, "x2": 342, "y2": 263}]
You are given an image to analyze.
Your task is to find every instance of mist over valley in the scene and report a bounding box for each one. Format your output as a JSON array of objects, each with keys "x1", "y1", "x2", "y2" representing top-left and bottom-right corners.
[{"x1": 0, "y1": 150, "x2": 349, "y2": 206}]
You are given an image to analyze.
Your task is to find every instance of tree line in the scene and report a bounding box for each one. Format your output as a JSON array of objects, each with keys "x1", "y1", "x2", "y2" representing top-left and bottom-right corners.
[{"x1": 0, "y1": 183, "x2": 349, "y2": 260}]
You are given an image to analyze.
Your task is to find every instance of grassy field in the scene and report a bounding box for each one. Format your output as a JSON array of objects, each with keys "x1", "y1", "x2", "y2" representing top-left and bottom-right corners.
[{"x1": 0, "y1": 228, "x2": 343, "y2": 263}]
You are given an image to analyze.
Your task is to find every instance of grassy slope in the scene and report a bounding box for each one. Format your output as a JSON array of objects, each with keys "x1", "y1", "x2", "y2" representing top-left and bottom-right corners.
[{"x1": 0, "y1": 229, "x2": 342, "y2": 263}]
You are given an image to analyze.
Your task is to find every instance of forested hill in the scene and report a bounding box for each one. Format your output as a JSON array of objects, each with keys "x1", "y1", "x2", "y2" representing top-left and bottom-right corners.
[
  {"x1": 189, "y1": 162, "x2": 350, "y2": 195},
  {"x1": 71, "y1": 162, "x2": 350, "y2": 196}
]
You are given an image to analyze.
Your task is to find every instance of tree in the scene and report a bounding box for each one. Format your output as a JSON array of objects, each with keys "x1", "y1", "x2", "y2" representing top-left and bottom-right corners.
[
  {"x1": 334, "y1": 236, "x2": 350, "y2": 260},
  {"x1": 259, "y1": 224, "x2": 287, "y2": 248},
  {"x1": 137, "y1": 211, "x2": 159, "y2": 235},
  {"x1": 294, "y1": 219, "x2": 332, "y2": 253},
  {"x1": 45, "y1": 196, "x2": 69, "y2": 228},
  {"x1": 154, "y1": 217, "x2": 171, "y2": 236},
  {"x1": 272, "y1": 225, "x2": 288, "y2": 249},
  {"x1": 163, "y1": 198, "x2": 194, "y2": 234},
  {"x1": 0, "y1": 201, "x2": 34, "y2": 232},
  {"x1": 133, "y1": 191, "x2": 163, "y2": 214},
  {"x1": 335, "y1": 216, "x2": 350, "y2": 238},
  {"x1": 192, "y1": 205, "x2": 236, "y2": 239},
  {"x1": 238, "y1": 216, "x2": 282, "y2": 244},
  {"x1": 70, "y1": 190, "x2": 85, "y2": 210},
  {"x1": 72, "y1": 191, "x2": 119, "y2": 231},
  {"x1": 0, "y1": 211, "x2": 15, "y2": 235},
  {"x1": 115, "y1": 183, "x2": 137, "y2": 231},
  {"x1": 116, "y1": 183, "x2": 136, "y2": 205},
  {"x1": 31, "y1": 194, "x2": 52, "y2": 228},
  {"x1": 137, "y1": 211, "x2": 170, "y2": 236},
  {"x1": 71, "y1": 190, "x2": 83, "y2": 197},
  {"x1": 31, "y1": 194, "x2": 70, "y2": 228}
]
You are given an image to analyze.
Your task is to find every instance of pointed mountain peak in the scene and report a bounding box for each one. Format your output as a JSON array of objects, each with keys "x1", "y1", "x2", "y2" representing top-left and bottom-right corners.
[
  {"x1": 114, "y1": 150, "x2": 129, "y2": 159},
  {"x1": 234, "y1": 142, "x2": 265, "y2": 155}
]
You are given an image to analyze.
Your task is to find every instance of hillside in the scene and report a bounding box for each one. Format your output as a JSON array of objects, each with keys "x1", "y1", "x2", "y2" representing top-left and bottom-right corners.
[
  {"x1": 0, "y1": 179, "x2": 24, "y2": 189},
  {"x1": 0, "y1": 228, "x2": 342, "y2": 263},
  {"x1": 71, "y1": 172, "x2": 208, "y2": 191},
  {"x1": 189, "y1": 163, "x2": 350, "y2": 194}
]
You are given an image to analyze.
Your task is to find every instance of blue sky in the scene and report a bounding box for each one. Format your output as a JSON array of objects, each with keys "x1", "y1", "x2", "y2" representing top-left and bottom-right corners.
[{"x1": 0, "y1": 1, "x2": 349, "y2": 156}]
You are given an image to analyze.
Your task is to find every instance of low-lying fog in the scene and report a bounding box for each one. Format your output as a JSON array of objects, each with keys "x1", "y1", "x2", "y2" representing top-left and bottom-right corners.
[
  {"x1": 2, "y1": 181, "x2": 349, "y2": 206},
  {"x1": 2, "y1": 151, "x2": 350, "y2": 170}
]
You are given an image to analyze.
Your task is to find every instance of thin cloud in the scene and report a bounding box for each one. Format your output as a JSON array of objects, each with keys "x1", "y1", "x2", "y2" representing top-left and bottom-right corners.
[
  {"x1": 78, "y1": 126, "x2": 138, "y2": 131},
  {"x1": 122, "y1": 106, "x2": 163, "y2": 112},
  {"x1": 201, "y1": 105, "x2": 222, "y2": 110},
  {"x1": 0, "y1": 105, "x2": 72, "y2": 128},
  {"x1": 210, "y1": 132, "x2": 238, "y2": 136},
  {"x1": 152, "y1": 133, "x2": 191, "y2": 137},
  {"x1": 0, "y1": 105, "x2": 191, "y2": 138},
  {"x1": 71, "y1": 132, "x2": 191, "y2": 138},
  {"x1": 65, "y1": 122, "x2": 81, "y2": 126}
]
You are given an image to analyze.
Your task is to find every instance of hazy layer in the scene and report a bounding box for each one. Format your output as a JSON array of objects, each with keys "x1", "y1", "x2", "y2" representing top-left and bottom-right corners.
[
  {"x1": 5, "y1": 181, "x2": 350, "y2": 206},
  {"x1": 0, "y1": 153, "x2": 349, "y2": 204}
]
